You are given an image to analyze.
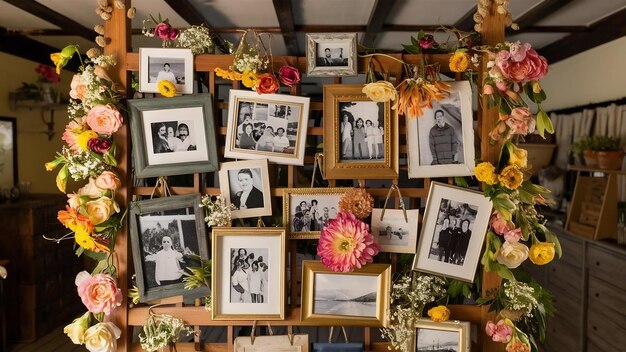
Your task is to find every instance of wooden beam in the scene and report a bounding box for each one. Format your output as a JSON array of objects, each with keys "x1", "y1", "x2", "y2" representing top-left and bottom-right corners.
[
  {"x1": 3, "y1": 0, "x2": 95, "y2": 41},
  {"x1": 163, "y1": 0, "x2": 231, "y2": 53},
  {"x1": 0, "y1": 27, "x2": 79, "y2": 71},
  {"x1": 454, "y1": 5, "x2": 477, "y2": 32},
  {"x1": 540, "y1": 8, "x2": 626, "y2": 63},
  {"x1": 515, "y1": 0, "x2": 573, "y2": 30},
  {"x1": 361, "y1": 0, "x2": 399, "y2": 48},
  {"x1": 272, "y1": 0, "x2": 298, "y2": 55}
]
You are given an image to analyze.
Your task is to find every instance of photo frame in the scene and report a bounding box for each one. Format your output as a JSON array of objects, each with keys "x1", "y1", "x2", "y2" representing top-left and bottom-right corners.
[
  {"x1": 128, "y1": 94, "x2": 219, "y2": 178},
  {"x1": 301, "y1": 261, "x2": 391, "y2": 327},
  {"x1": 282, "y1": 187, "x2": 353, "y2": 239},
  {"x1": 225, "y1": 90, "x2": 311, "y2": 166},
  {"x1": 323, "y1": 84, "x2": 399, "y2": 179},
  {"x1": 306, "y1": 33, "x2": 358, "y2": 77},
  {"x1": 218, "y1": 159, "x2": 272, "y2": 219},
  {"x1": 412, "y1": 182, "x2": 492, "y2": 282},
  {"x1": 139, "y1": 48, "x2": 193, "y2": 94},
  {"x1": 414, "y1": 319, "x2": 471, "y2": 352},
  {"x1": 129, "y1": 194, "x2": 209, "y2": 302},
  {"x1": 371, "y1": 208, "x2": 419, "y2": 254},
  {"x1": 0, "y1": 117, "x2": 17, "y2": 189},
  {"x1": 406, "y1": 81, "x2": 475, "y2": 178},
  {"x1": 211, "y1": 227, "x2": 286, "y2": 320}
]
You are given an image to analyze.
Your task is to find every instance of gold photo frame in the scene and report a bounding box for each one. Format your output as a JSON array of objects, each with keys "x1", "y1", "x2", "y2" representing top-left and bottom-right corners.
[
  {"x1": 300, "y1": 261, "x2": 391, "y2": 327},
  {"x1": 282, "y1": 187, "x2": 352, "y2": 239},
  {"x1": 323, "y1": 84, "x2": 399, "y2": 179},
  {"x1": 211, "y1": 227, "x2": 286, "y2": 320},
  {"x1": 414, "y1": 319, "x2": 471, "y2": 352}
]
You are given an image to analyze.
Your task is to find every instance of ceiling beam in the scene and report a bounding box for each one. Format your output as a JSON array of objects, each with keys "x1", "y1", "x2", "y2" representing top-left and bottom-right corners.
[
  {"x1": 540, "y1": 8, "x2": 626, "y2": 63},
  {"x1": 361, "y1": 0, "x2": 399, "y2": 48},
  {"x1": 272, "y1": 0, "x2": 298, "y2": 55},
  {"x1": 3, "y1": 0, "x2": 95, "y2": 41},
  {"x1": 163, "y1": 0, "x2": 230, "y2": 53},
  {"x1": 514, "y1": 0, "x2": 573, "y2": 30},
  {"x1": 454, "y1": 5, "x2": 477, "y2": 32},
  {"x1": 0, "y1": 27, "x2": 79, "y2": 72}
]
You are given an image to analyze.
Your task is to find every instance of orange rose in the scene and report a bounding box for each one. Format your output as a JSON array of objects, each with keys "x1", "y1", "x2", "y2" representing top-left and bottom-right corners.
[{"x1": 255, "y1": 73, "x2": 279, "y2": 94}]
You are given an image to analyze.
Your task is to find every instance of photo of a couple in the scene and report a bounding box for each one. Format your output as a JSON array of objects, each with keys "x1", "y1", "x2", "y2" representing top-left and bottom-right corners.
[{"x1": 151, "y1": 120, "x2": 196, "y2": 153}]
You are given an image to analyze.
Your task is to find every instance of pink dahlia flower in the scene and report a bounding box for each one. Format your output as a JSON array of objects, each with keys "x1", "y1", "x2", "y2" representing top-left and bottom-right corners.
[{"x1": 317, "y1": 212, "x2": 380, "y2": 272}]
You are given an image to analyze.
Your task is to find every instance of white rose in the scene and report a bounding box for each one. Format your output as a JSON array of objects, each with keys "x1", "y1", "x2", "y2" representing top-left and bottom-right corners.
[
  {"x1": 63, "y1": 312, "x2": 90, "y2": 345},
  {"x1": 496, "y1": 241, "x2": 529, "y2": 269},
  {"x1": 84, "y1": 322, "x2": 121, "y2": 352}
]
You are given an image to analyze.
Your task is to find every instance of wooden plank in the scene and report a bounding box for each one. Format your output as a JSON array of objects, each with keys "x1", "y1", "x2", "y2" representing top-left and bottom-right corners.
[
  {"x1": 272, "y1": 0, "x2": 299, "y2": 55},
  {"x1": 514, "y1": 0, "x2": 574, "y2": 30},
  {"x1": 361, "y1": 0, "x2": 399, "y2": 48}
]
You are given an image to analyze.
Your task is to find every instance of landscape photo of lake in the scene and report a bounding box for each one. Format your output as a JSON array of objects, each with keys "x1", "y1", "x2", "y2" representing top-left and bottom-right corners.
[
  {"x1": 313, "y1": 273, "x2": 378, "y2": 317},
  {"x1": 416, "y1": 328, "x2": 459, "y2": 352}
]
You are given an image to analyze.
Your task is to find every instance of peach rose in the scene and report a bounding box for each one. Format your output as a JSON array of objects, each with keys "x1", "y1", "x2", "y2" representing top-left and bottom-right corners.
[
  {"x1": 503, "y1": 228, "x2": 522, "y2": 243},
  {"x1": 76, "y1": 271, "x2": 122, "y2": 315},
  {"x1": 497, "y1": 241, "x2": 529, "y2": 269},
  {"x1": 506, "y1": 107, "x2": 535, "y2": 136},
  {"x1": 67, "y1": 193, "x2": 82, "y2": 210},
  {"x1": 86, "y1": 105, "x2": 123, "y2": 135},
  {"x1": 84, "y1": 322, "x2": 121, "y2": 352},
  {"x1": 95, "y1": 171, "x2": 121, "y2": 191},
  {"x1": 70, "y1": 74, "x2": 88, "y2": 100},
  {"x1": 93, "y1": 65, "x2": 112, "y2": 81},
  {"x1": 85, "y1": 197, "x2": 118, "y2": 225},
  {"x1": 490, "y1": 211, "x2": 512, "y2": 235},
  {"x1": 78, "y1": 178, "x2": 104, "y2": 198}
]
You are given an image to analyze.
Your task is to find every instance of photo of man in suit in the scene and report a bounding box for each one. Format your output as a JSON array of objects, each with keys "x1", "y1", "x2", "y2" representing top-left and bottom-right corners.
[
  {"x1": 316, "y1": 47, "x2": 348, "y2": 67},
  {"x1": 230, "y1": 168, "x2": 264, "y2": 210}
]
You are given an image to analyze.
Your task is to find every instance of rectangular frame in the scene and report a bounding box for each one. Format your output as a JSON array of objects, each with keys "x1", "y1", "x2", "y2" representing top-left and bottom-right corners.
[
  {"x1": 301, "y1": 261, "x2": 391, "y2": 327},
  {"x1": 225, "y1": 90, "x2": 311, "y2": 166},
  {"x1": 129, "y1": 194, "x2": 209, "y2": 302},
  {"x1": 128, "y1": 94, "x2": 219, "y2": 178},
  {"x1": 306, "y1": 33, "x2": 358, "y2": 77},
  {"x1": 0, "y1": 117, "x2": 17, "y2": 189},
  {"x1": 323, "y1": 84, "x2": 399, "y2": 179},
  {"x1": 211, "y1": 227, "x2": 286, "y2": 320},
  {"x1": 139, "y1": 48, "x2": 193, "y2": 94},
  {"x1": 412, "y1": 182, "x2": 492, "y2": 282},
  {"x1": 282, "y1": 187, "x2": 353, "y2": 239},
  {"x1": 371, "y1": 208, "x2": 419, "y2": 254},
  {"x1": 406, "y1": 81, "x2": 475, "y2": 178},
  {"x1": 414, "y1": 319, "x2": 471, "y2": 352},
  {"x1": 219, "y1": 159, "x2": 273, "y2": 219}
]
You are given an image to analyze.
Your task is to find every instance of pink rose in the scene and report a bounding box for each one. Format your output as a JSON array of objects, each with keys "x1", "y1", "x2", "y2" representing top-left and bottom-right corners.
[
  {"x1": 491, "y1": 320, "x2": 513, "y2": 343},
  {"x1": 86, "y1": 105, "x2": 123, "y2": 135},
  {"x1": 419, "y1": 34, "x2": 435, "y2": 49},
  {"x1": 496, "y1": 81, "x2": 507, "y2": 91},
  {"x1": 485, "y1": 320, "x2": 497, "y2": 336},
  {"x1": 497, "y1": 47, "x2": 548, "y2": 83},
  {"x1": 482, "y1": 84, "x2": 494, "y2": 95},
  {"x1": 496, "y1": 50, "x2": 511, "y2": 64},
  {"x1": 504, "y1": 228, "x2": 522, "y2": 243},
  {"x1": 70, "y1": 74, "x2": 87, "y2": 100},
  {"x1": 75, "y1": 271, "x2": 122, "y2": 315},
  {"x1": 154, "y1": 22, "x2": 178, "y2": 40},
  {"x1": 88, "y1": 137, "x2": 112, "y2": 154},
  {"x1": 490, "y1": 211, "x2": 512, "y2": 235},
  {"x1": 506, "y1": 107, "x2": 535, "y2": 136},
  {"x1": 523, "y1": 48, "x2": 549, "y2": 81},
  {"x1": 278, "y1": 66, "x2": 301, "y2": 87},
  {"x1": 509, "y1": 42, "x2": 530, "y2": 62},
  {"x1": 95, "y1": 171, "x2": 121, "y2": 191}
]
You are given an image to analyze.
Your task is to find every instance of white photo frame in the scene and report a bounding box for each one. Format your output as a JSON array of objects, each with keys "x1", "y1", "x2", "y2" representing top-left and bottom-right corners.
[
  {"x1": 414, "y1": 319, "x2": 471, "y2": 352},
  {"x1": 407, "y1": 81, "x2": 475, "y2": 178},
  {"x1": 139, "y1": 48, "x2": 193, "y2": 94},
  {"x1": 412, "y1": 182, "x2": 492, "y2": 282},
  {"x1": 225, "y1": 90, "x2": 311, "y2": 166},
  {"x1": 218, "y1": 159, "x2": 272, "y2": 219},
  {"x1": 306, "y1": 33, "x2": 358, "y2": 77},
  {"x1": 371, "y1": 208, "x2": 419, "y2": 254}
]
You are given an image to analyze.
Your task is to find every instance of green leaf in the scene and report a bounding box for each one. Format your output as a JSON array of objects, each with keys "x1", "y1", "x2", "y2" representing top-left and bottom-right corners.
[
  {"x1": 411, "y1": 35, "x2": 419, "y2": 47},
  {"x1": 535, "y1": 109, "x2": 554, "y2": 138},
  {"x1": 524, "y1": 83, "x2": 536, "y2": 103},
  {"x1": 91, "y1": 259, "x2": 110, "y2": 275},
  {"x1": 75, "y1": 246, "x2": 84, "y2": 257},
  {"x1": 454, "y1": 177, "x2": 468, "y2": 188},
  {"x1": 495, "y1": 263, "x2": 516, "y2": 281},
  {"x1": 417, "y1": 30, "x2": 425, "y2": 40},
  {"x1": 402, "y1": 44, "x2": 419, "y2": 54},
  {"x1": 544, "y1": 230, "x2": 563, "y2": 258},
  {"x1": 535, "y1": 89, "x2": 547, "y2": 104}
]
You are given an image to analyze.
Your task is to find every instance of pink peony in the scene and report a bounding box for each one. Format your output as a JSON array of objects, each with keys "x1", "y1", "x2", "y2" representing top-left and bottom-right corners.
[
  {"x1": 86, "y1": 105, "x2": 123, "y2": 135},
  {"x1": 506, "y1": 107, "x2": 535, "y2": 136},
  {"x1": 504, "y1": 228, "x2": 522, "y2": 243},
  {"x1": 485, "y1": 320, "x2": 513, "y2": 343},
  {"x1": 523, "y1": 48, "x2": 549, "y2": 81},
  {"x1": 88, "y1": 137, "x2": 112, "y2": 154},
  {"x1": 95, "y1": 171, "x2": 121, "y2": 191},
  {"x1": 317, "y1": 212, "x2": 380, "y2": 272},
  {"x1": 278, "y1": 65, "x2": 301, "y2": 87},
  {"x1": 154, "y1": 22, "x2": 178, "y2": 40},
  {"x1": 490, "y1": 211, "x2": 512, "y2": 235},
  {"x1": 75, "y1": 271, "x2": 122, "y2": 315},
  {"x1": 497, "y1": 45, "x2": 548, "y2": 83}
]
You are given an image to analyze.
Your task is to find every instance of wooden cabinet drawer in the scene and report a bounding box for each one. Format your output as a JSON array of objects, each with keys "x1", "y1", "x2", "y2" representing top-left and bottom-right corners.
[
  {"x1": 543, "y1": 312, "x2": 580, "y2": 352},
  {"x1": 587, "y1": 307, "x2": 626, "y2": 350},
  {"x1": 587, "y1": 336, "x2": 614, "y2": 352},
  {"x1": 588, "y1": 276, "x2": 626, "y2": 320},
  {"x1": 556, "y1": 233, "x2": 584, "y2": 268},
  {"x1": 587, "y1": 243, "x2": 626, "y2": 292},
  {"x1": 551, "y1": 289, "x2": 581, "y2": 324},
  {"x1": 546, "y1": 261, "x2": 583, "y2": 300}
]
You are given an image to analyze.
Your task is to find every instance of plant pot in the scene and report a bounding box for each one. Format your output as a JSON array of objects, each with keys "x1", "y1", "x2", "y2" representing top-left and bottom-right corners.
[
  {"x1": 597, "y1": 150, "x2": 624, "y2": 170},
  {"x1": 583, "y1": 151, "x2": 598, "y2": 168}
]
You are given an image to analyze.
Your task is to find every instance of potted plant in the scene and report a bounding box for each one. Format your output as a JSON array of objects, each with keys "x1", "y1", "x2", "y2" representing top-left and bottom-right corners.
[
  {"x1": 571, "y1": 136, "x2": 599, "y2": 167},
  {"x1": 594, "y1": 136, "x2": 624, "y2": 170},
  {"x1": 570, "y1": 137, "x2": 590, "y2": 166}
]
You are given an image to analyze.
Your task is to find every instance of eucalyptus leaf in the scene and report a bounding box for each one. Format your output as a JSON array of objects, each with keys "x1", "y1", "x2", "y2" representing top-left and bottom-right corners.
[{"x1": 454, "y1": 177, "x2": 468, "y2": 188}]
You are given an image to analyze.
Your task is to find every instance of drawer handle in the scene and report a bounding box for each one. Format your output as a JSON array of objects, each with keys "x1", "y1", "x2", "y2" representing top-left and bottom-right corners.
[
  {"x1": 592, "y1": 326, "x2": 597, "y2": 331},
  {"x1": 595, "y1": 293, "x2": 600, "y2": 298},
  {"x1": 596, "y1": 261, "x2": 600, "y2": 266}
]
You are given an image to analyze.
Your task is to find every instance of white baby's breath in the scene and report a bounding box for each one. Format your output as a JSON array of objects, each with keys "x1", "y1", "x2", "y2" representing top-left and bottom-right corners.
[
  {"x1": 199, "y1": 195, "x2": 235, "y2": 227},
  {"x1": 176, "y1": 25, "x2": 214, "y2": 55}
]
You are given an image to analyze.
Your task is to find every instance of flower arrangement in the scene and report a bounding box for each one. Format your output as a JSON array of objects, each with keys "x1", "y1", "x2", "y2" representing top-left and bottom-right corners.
[
  {"x1": 176, "y1": 24, "x2": 214, "y2": 54},
  {"x1": 338, "y1": 188, "x2": 374, "y2": 219},
  {"x1": 142, "y1": 13, "x2": 179, "y2": 47},
  {"x1": 139, "y1": 307, "x2": 194, "y2": 351},
  {"x1": 199, "y1": 194, "x2": 235, "y2": 227}
]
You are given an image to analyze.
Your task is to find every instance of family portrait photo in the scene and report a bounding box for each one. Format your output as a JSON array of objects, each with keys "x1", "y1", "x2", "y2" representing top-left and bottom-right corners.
[
  {"x1": 219, "y1": 159, "x2": 272, "y2": 219},
  {"x1": 139, "y1": 48, "x2": 193, "y2": 94},
  {"x1": 371, "y1": 209, "x2": 419, "y2": 254},
  {"x1": 427, "y1": 198, "x2": 478, "y2": 266},
  {"x1": 230, "y1": 247, "x2": 269, "y2": 304},
  {"x1": 283, "y1": 188, "x2": 351, "y2": 238},
  {"x1": 150, "y1": 120, "x2": 196, "y2": 153},
  {"x1": 338, "y1": 101, "x2": 385, "y2": 162},
  {"x1": 147, "y1": 57, "x2": 185, "y2": 85},
  {"x1": 313, "y1": 273, "x2": 377, "y2": 317}
]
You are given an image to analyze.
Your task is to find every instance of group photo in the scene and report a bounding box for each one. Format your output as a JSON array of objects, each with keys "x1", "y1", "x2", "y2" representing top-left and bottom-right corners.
[
  {"x1": 230, "y1": 247, "x2": 269, "y2": 304},
  {"x1": 289, "y1": 195, "x2": 342, "y2": 232},
  {"x1": 150, "y1": 120, "x2": 197, "y2": 153},
  {"x1": 428, "y1": 198, "x2": 478, "y2": 266},
  {"x1": 338, "y1": 101, "x2": 385, "y2": 161}
]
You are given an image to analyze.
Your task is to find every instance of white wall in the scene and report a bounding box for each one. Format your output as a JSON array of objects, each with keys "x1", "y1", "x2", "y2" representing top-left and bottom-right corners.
[{"x1": 540, "y1": 36, "x2": 626, "y2": 111}]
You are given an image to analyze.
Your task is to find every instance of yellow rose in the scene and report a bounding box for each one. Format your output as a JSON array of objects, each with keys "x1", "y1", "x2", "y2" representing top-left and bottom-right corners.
[
  {"x1": 497, "y1": 241, "x2": 529, "y2": 269},
  {"x1": 362, "y1": 81, "x2": 398, "y2": 109},
  {"x1": 77, "y1": 130, "x2": 99, "y2": 151},
  {"x1": 508, "y1": 145, "x2": 528, "y2": 169},
  {"x1": 449, "y1": 51, "x2": 469, "y2": 72},
  {"x1": 427, "y1": 305, "x2": 451, "y2": 322},
  {"x1": 498, "y1": 165, "x2": 524, "y2": 190},
  {"x1": 529, "y1": 242, "x2": 555, "y2": 265},
  {"x1": 63, "y1": 312, "x2": 90, "y2": 345},
  {"x1": 85, "y1": 197, "x2": 118, "y2": 225},
  {"x1": 474, "y1": 162, "x2": 497, "y2": 185},
  {"x1": 84, "y1": 322, "x2": 121, "y2": 352}
]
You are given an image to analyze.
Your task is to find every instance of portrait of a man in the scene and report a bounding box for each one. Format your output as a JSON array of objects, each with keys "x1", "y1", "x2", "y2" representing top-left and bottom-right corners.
[{"x1": 428, "y1": 109, "x2": 459, "y2": 165}]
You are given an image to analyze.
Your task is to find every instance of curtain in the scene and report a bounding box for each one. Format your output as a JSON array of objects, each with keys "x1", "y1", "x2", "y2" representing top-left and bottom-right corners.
[{"x1": 552, "y1": 109, "x2": 595, "y2": 169}]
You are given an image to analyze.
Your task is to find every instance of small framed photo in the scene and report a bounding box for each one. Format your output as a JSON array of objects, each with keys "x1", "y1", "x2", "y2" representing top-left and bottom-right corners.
[
  {"x1": 218, "y1": 159, "x2": 272, "y2": 219},
  {"x1": 211, "y1": 227, "x2": 286, "y2": 320},
  {"x1": 128, "y1": 94, "x2": 219, "y2": 178},
  {"x1": 306, "y1": 33, "x2": 358, "y2": 77},
  {"x1": 415, "y1": 319, "x2": 471, "y2": 352},
  {"x1": 324, "y1": 84, "x2": 399, "y2": 179},
  {"x1": 139, "y1": 48, "x2": 193, "y2": 94},
  {"x1": 282, "y1": 187, "x2": 353, "y2": 239},
  {"x1": 0, "y1": 117, "x2": 17, "y2": 189},
  {"x1": 301, "y1": 261, "x2": 391, "y2": 326},
  {"x1": 406, "y1": 81, "x2": 475, "y2": 178},
  {"x1": 129, "y1": 194, "x2": 209, "y2": 302},
  {"x1": 412, "y1": 182, "x2": 492, "y2": 282},
  {"x1": 371, "y1": 208, "x2": 419, "y2": 254},
  {"x1": 225, "y1": 90, "x2": 311, "y2": 166}
]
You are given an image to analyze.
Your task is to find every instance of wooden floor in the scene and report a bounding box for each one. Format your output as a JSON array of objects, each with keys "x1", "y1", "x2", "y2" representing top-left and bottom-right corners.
[{"x1": 8, "y1": 326, "x2": 84, "y2": 352}]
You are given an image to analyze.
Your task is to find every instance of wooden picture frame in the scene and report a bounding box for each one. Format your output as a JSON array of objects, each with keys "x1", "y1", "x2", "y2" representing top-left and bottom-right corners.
[
  {"x1": 128, "y1": 94, "x2": 219, "y2": 178},
  {"x1": 129, "y1": 194, "x2": 209, "y2": 302},
  {"x1": 224, "y1": 89, "x2": 310, "y2": 166},
  {"x1": 282, "y1": 187, "x2": 353, "y2": 239},
  {"x1": 306, "y1": 33, "x2": 358, "y2": 77},
  {"x1": 414, "y1": 319, "x2": 471, "y2": 352},
  {"x1": 211, "y1": 227, "x2": 286, "y2": 320},
  {"x1": 301, "y1": 261, "x2": 391, "y2": 327},
  {"x1": 0, "y1": 117, "x2": 17, "y2": 189},
  {"x1": 412, "y1": 182, "x2": 492, "y2": 282},
  {"x1": 139, "y1": 47, "x2": 193, "y2": 94},
  {"x1": 218, "y1": 159, "x2": 272, "y2": 219},
  {"x1": 323, "y1": 84, "x2": 399, "y2": 179}
]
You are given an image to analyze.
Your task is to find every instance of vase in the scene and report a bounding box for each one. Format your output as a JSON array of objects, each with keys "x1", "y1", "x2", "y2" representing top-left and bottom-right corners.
[
  {"x1": 39, "y1": 83, "x2": 58, "y2": 104},
  {"x1": 583, "y1": 151, "x2": 598, "y2": 168},
  {"x1": 597, "y1": 150, "x2": 624, "y2": 170}
]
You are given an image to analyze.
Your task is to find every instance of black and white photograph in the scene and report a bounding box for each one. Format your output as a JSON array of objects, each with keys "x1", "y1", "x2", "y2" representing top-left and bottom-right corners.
[
  {"x1": 306, "y1": 33, "x2": 357, "y2": 77},
  {"x1": 139, "y1": 48, "x2": 193, "y2": 94},
  {"x1": 219, "y1": 159, "x2": 272, "y2": 219},
  {"x1": 413, "y1": 182, "x2": 492, "y2": 282},
  {"x1": 416, "y1": 328, "x2": 460, "y2": 352},
  {"x1": 338, "y1": 101, "x2": 385, "y2": 162},
  {"x1": 283, "y1": 188, "x2": 352, "y2": 239},
  {"x1": 316, "y1": 44, "x2": 349, "y2": 67},
  {"x1": 372, "y1": 209, "x2": 419, "y2": 254},
  {"x1": 225, "y1": 90, "x2": 311, "y2": 165},
  {"x1": 313, "y1": 273, "x2": 377, "y2": 317},
  {"x1": 407, "y1": 81, "x2": 474, "y2": 178},
  {"x1": 150, "y1": 120, "x2": 196, "y2": 154},
  {"x1": 229, "y1": 247, "x2": 269, "y2": 304}
]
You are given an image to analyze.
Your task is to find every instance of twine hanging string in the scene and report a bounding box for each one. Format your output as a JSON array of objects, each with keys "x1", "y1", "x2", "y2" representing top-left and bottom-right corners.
[
  {"x1": 149, "y1": 176, "x2": 172, "y2": 199},
  {"x1": 328, "y1": 326, "x2": 349, "y2": 344},
  {"x1": 380, "y1": 184, "x2": 408, "y2": 223},
  {"x1": 257, "y1": 217, "x2": 266, "y2": 227},
  {"x1": 250, "y1": 320, "x2": 274, "y2": 345},
  {"x1": 311, "y1": 153, "x2": 326, "y2": 188}
]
